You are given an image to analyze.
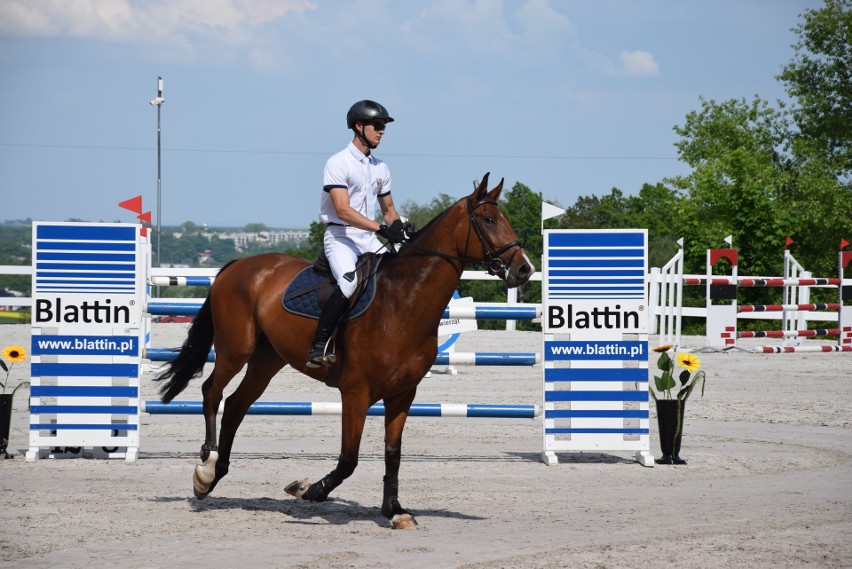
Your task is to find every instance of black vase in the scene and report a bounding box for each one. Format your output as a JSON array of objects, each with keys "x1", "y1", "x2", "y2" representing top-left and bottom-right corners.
[
  {"x1": 655, "y1": 399, "x2": 687, "y2": 465},
  {"x1": 0, "y1": 393, "x2": 13, "y2": 459}
]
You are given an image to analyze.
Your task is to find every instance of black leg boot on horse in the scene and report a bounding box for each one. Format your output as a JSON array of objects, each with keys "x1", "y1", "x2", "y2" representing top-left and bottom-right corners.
[{"x1": 306, "y1": 286, "x2": 349, "y2": 368}]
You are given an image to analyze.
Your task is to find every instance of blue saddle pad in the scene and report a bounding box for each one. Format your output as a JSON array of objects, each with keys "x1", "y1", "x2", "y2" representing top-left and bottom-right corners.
[{"x1": 281, "y1": 266, "x2": 377, "y2": 321}]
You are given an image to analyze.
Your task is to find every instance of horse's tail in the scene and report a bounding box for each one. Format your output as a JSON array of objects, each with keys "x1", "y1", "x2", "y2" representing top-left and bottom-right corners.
[
  {"x1": 154, "y1": 260, "x2": 238, "y2": 403},
  {"x1": 154, "y1": 294, "x2": 215, "y2": 403}
]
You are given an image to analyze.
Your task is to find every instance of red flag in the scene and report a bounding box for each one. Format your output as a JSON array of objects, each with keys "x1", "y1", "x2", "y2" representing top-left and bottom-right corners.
[
  {"x1": 842, "y1": 238, "x2": 850, "y2": 249},
  {"x1": 140, "y1": 226, "x2": 149, "y2": 238},
  {"x1": 119, "y1": 196, "x2": 143, "y2": 214},
  {"x1": 785, "y1": 236, "x2": 794, "y2": 248},
  {"x1": 137, "y1": 211, "x2": 152, "y2": 224}
]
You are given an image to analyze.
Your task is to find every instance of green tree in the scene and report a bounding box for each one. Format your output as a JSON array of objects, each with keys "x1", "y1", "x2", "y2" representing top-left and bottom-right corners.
[
  {"x1": 777, "y1": 0, "x2": 852, "y2": 274},
  {"x1": 667, "y1": 96, "x2": 794, "y2": 277},
  {"x1": 243, "y1": 223, "x2": 269, "y2": 233},
  {"x1": 400, "y1": 194, "x2": 456, "y2": 231},
  {"x1": 778, "y1": 0, "x2": 852, "y2": 178}
]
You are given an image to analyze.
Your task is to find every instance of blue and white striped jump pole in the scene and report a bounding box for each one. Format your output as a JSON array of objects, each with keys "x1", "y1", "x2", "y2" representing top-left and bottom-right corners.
[
  {"x1": 144, "y1": 348, "x2": 541, "y2": 366},
  {"x1": 146, "y1": 301, "x2": 541, "y2": 321},
  {"x1": 141, "y1": 400, "x2": 540, "y2": 419}
]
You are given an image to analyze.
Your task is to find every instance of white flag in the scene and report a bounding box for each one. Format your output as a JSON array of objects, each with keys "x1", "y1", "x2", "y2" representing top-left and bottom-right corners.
[
  {"x1": 724, "y1": 235, "x2": 733, "y2": 246},
  {"x1": 542, "y1": 202, "x2": 565, "y2": 221}
]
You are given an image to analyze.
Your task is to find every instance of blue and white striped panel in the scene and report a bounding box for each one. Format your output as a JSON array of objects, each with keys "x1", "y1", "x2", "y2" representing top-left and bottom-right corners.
[
  {"x1": 34, "y1": 225, "x2": 138, "y2": 294},
  {"x1": 545, "y1": 231, "x2": 646, "y2": 299},
  {"x1": 543, "y1": 366, "x2": 648, "y2": 435}
]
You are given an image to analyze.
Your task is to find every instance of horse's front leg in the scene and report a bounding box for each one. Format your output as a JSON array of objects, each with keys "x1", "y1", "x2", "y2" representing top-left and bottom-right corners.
[
  {"x1": 381, "y1": 391, "x2": 418, "y2": 529},
  {"x1": 285, "y1": 392, "x2": 369, "y2": 503}
]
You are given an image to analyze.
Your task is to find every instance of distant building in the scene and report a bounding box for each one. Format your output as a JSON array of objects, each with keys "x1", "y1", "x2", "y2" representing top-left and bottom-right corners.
[{"x1": 207, "y1": 229, "x2": 310, "y2": 252}]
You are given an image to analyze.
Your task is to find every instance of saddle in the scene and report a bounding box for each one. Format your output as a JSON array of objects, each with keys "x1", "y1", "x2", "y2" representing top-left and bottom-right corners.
[{"x1": 281, "y1": 250, "x2": 382, "y2": 320}]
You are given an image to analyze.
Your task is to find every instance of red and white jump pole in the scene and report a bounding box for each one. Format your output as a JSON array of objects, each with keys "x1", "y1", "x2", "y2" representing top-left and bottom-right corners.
[{"x1": 704, "y1": 239, "x2": 850, "y2": 352}]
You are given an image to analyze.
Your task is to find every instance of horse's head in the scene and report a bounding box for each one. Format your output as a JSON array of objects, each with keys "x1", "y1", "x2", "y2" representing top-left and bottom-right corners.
[{"x1": 462, "y1": 172, "x2": 535, "y2": 288}]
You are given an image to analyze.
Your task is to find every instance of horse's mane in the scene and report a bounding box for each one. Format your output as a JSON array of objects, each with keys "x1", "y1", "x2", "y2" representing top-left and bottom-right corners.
[{"x1": 404, "y1": 196, "x2": 465, "y2": 242}]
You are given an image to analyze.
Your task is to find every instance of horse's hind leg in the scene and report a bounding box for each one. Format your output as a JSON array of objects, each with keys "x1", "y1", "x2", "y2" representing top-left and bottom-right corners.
[
  {"x1": 285, "y1": 390, "x2": 370, "y2": 503},
  {"x1": 194, "y1": 345, "x2": 254, "y2": 499},
  {"x1": 206, "y1": 335, "x2": 285, "y2": 496}
]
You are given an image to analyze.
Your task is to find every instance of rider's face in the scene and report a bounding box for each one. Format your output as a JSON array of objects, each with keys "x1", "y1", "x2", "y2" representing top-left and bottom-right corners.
[{"x1": 361, "y1": 120, "x2": 386, "y2": 146}]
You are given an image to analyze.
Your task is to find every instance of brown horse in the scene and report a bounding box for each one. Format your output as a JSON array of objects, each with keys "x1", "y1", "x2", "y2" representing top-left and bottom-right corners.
[{"x1": 153, "y1": 173, "x2": 534, "y2": 529}]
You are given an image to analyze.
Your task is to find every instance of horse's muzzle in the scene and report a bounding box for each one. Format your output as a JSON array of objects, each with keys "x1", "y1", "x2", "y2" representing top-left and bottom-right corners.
[{"x1": 504, "y1": 257, "x2": 535, "y2": 288}]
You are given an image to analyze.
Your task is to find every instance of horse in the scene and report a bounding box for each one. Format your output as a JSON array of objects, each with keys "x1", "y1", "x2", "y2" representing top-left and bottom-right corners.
[{"x1": 153, "y1": 173, "x2": 534, "y2": 529}]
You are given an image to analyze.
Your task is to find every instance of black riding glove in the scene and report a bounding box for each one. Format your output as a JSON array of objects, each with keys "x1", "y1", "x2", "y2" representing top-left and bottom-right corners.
[{"x1": 377, "y1": 219, "x2": 407, "y2": 244}]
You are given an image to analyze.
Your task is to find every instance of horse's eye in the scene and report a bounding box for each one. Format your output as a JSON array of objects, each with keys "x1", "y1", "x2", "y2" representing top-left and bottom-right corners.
[{"x1": 483, "y1": 215, "x2": 494, "y2": 224}]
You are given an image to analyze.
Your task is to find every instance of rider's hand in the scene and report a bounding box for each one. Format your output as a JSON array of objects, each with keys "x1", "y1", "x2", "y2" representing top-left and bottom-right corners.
[{"x1": 377, "y1": 219, "x2": 407, "y2": 244}]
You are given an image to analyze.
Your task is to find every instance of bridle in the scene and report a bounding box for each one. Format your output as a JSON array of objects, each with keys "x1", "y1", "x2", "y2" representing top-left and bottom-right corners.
[{"x1": 397, "y1": 196, "x2": 524, "y2": 279}]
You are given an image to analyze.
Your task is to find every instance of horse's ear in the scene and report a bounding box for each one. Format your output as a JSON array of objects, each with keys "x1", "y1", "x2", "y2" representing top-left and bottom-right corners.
[
  {"x1": 487, "y1": 178, "x2": 504, "y2": 201},
  {"x1": 472, "y1": 172, "x2": 491, "y2": 201}
]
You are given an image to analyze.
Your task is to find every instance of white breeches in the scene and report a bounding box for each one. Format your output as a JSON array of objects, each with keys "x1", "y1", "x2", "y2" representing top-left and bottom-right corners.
[{"x1": 323, "y1": 225, "x2": 383, "y2": 298}]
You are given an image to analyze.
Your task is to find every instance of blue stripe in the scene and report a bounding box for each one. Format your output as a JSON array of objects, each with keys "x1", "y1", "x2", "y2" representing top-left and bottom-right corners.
[
  {"x1": 36, "y1": 285, "x2": 135, "y2": 294},
  {"x1": 546, "y1": 409, "x2": 648, "y2": 418},
  {"x1": 30, "y1": 423, "x2": 138, "y2": 431},
  {"x1": 182, "y1": 277, "x2": 215, "y2": 286},
  {"x1": 548, "y1": 269, "x2": 645, "y2": 277},
  {"x1": 546, "y1": 428, "x2": 649, "y2": 434},
  {"x1": 466, "y1": 404, "x2": 535, "y2": 418},
  {"x1": 36, "y1": 271, "x2": 135, "y2": 279},
  {"x1": 545, "y1": 341, "x2": 648, "y2": 361},
  {"x1": 31, "y1": 405, "x2": 138, "y2": 414},
  {"x1": 547, "y1": 292, "x2": 645, "y2": 300},
  {"x1": 548, "y1": 232, "x2": 645, "y2": 248},
  {"x1": 31, "y1": 363, "x2": 139, "y2": 377},
  {"x1": 36, "y1": 241, "x2": 136, "y2": 251},
  {"x1": 547, "y1": 280, "x2": 645, "y2": 292},
  {"x1": 548, "y1": 249, "x2": 643, "y2": 258},
  {"x1": 36, "y1": 278, "x2": 136, "y2": 285},
  {"x1": 38, "y1": 252, "x2": 136, "y2": 262},
  {"x1": 31, "y1": 386, "x2": 138, "y2": 397},
  {"x1": 32, "y1": 336, "x2": 139, "y2": 356},
  {"x1": 549, "y1": 259, "x2": 645, "y2": 268},
  {"x1": 37, "y1": 225, "x2": 136, "y2": 241},
  {"x1": 545, "y1": 368, "x2": 647, "y2": 382},
  {"x1": 549, "y1": 278, "x2": 646, "y2": 285},
  {"x1": 545, "y1": 391, "x2": 648, "y2": 402},
  {"x1": 36, "y1": 262, "x2": 136, "y2": 271}
]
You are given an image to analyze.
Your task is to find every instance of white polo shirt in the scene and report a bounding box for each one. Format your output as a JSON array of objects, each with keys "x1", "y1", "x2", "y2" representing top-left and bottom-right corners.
[{"x1": 319, "y1": 142, "x2": 392, "y2": 225}]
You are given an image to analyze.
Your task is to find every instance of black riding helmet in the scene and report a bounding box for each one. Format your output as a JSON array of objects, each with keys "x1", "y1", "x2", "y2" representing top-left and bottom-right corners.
[{"x1": 346, "y1": 100, "x2": 395, "y2": 130}]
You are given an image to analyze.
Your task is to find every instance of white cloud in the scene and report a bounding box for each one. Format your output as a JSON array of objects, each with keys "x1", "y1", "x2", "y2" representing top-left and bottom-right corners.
[
  {"x1": 617, "y1": 50, "x2": 659, "y2": 76},
  {"x1": 0, "y1": 0, "x2": 316, "y2": 45},
  {"x1": 515, "y1": 0, "x2": 574, "y2": 52}
]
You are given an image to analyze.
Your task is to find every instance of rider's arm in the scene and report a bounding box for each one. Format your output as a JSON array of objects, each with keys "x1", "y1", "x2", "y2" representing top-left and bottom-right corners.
[
  {"x1": 378, "y1": 193, "x2": 400, "y2": 227},
  {"x1": 328, "y1": 188, "x2": 383, "y2": 232}
]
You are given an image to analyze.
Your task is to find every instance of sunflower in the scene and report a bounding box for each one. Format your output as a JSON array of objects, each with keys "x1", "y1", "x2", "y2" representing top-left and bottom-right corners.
[
  {"x1": 676, "y1": 352, "x2": 701, "y2": 374},
  {"x1": 2, "y1": 345, "x2": 27, "y2": 363},
  {"x1": 652, "y1": 344, "x2": 673, "y2": 353}
]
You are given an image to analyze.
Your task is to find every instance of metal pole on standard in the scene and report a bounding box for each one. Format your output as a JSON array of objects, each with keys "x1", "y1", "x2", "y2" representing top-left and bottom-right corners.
[{"x1": 149, "y1": 76, "x2": 165, "y2": 295}]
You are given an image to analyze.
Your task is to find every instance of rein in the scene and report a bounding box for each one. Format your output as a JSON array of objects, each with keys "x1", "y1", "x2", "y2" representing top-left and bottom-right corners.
[{"x1": 396, "y1": 197, "x2": 523, "y2": 278}]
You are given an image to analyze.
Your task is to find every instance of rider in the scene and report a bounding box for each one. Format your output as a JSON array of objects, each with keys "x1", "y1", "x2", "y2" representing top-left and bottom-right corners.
[{"x1": 306, "y1": 99, "x2": 407, "y2": 368}]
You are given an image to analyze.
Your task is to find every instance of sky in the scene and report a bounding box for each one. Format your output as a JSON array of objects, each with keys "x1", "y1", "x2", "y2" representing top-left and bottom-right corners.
[{"x1": 0, "y1": 0, "x2": 814, "y2": 228}]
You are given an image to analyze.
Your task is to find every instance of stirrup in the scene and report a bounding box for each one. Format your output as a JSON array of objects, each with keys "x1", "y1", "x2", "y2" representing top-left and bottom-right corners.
[{"x1": 306, "y1": 339, "x2": 335, "y2": 369}]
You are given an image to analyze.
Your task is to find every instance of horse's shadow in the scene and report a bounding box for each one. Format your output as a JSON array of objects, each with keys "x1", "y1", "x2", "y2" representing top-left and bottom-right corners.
[{"x1": 150, "y1": 494, "x2": 485, "y2": 527}]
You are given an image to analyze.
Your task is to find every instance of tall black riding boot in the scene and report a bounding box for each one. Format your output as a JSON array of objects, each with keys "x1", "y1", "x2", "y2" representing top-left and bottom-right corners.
[{"x1": 306, "y1": 287, "x2": 349, "y2": 368}]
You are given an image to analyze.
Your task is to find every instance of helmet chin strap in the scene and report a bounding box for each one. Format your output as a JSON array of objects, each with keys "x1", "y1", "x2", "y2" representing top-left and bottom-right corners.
[{"x1": 355, "y1": 124, "x2": 376, "y2": 152}]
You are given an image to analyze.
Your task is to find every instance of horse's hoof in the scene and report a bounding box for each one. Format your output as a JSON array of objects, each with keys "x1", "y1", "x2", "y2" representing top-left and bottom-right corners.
[
  {"x1": 193, "y1": 450, "x2": 218, "y2": 499},
  {"x1": 284, "y1": 479, "x2": 312, "y2": 499},
  {"x1": 390, "y1": 513, "x2": 418, "y2": 530},
  {"x1": 193, "y1": 465, "x2": 214, "y2": 498}
]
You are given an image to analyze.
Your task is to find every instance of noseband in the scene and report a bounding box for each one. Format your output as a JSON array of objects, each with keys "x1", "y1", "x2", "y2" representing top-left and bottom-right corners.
[{"x1": 397, "y1": 197, "x2": 524, "y2": 278}]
